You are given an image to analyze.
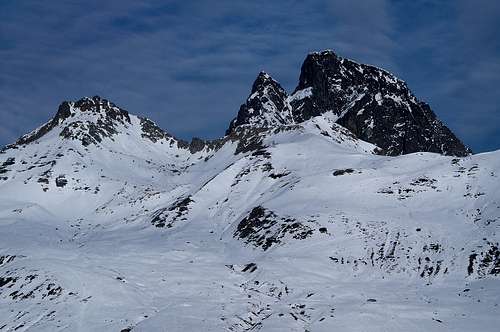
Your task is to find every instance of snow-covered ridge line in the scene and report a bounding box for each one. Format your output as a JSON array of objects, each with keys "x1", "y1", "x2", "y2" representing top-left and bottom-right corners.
[
  {"x1": 4, "y1": 49, "x2": 470, "y2": 160},
  {"x1": 0, "y1": 103, "x2": 498, "y2": 330},
  {"x1": 0, "y1": 51, "x2": 494, "y2": 331}
]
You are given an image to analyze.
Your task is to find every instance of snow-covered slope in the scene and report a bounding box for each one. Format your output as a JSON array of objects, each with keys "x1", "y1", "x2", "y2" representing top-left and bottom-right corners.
[{"x1": 0, "y1": 56, "x2": 499, "y2": 331}]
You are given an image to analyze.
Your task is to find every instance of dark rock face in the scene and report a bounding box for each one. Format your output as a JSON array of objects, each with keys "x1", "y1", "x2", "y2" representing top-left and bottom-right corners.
[
  {"x1": 55, "y1": 175, "x2": 68, "y2": 188},
  {"x1": 12, "y1": 96, "x2": 133, "y2": 148},
  {"x1": 139, "y1": 116, "x2": 224, "y2": 153},
  {"x1": 0, "y1": 157, "x2": 15, "y2": 176},
  {"x1": 290, "y1": 50, "x2": 470, "y2": 156},
  {"x1": 467, "y1": 241, "x2": 500, "y2": 277},
  {"x1": 151, "y1": 196, "x2": 194, "y2": 228},
  {"x1": 226, "y1": 72, "x2": 293, "y2": 135},
  {"x1": 139, "y1": 117, "x2": 173, "y2": 143},
  {"x1": 333, "y1": 168, "x2": 355, "y2": 176},
  {"x1": 226, "y1": 50, "x2": 470, "y2": 157},
  {"x1": 73, "y1": 96, "x2": 131, "y2": 124},
  {"x1": 234, "y1": 206, "x2": 314, "y2": 250},
  {"x1": 139, "y1": 116, "x2": 188, "y2": 151},
  {"x1": 58, "y1": 96, "x2": 131, "y2": 146},
  {"x1": 14, "y1": 102, "x2": 73, "y2": 146}
]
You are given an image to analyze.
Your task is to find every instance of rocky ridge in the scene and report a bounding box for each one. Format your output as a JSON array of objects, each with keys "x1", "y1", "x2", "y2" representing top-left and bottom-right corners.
[{"x1": 228, "y1": 50, "x2": 470, "y2": 156}]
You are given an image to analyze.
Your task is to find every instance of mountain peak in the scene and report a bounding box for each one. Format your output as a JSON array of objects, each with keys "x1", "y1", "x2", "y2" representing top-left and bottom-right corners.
[
  {"x1": 8, "y1": 95, "x2": 219, "y2": 155},
  {"x1": 250, "y1": 71, "x2": 277, "y2": 93},
  {"x1": 71, "y1": 95, "x2": 130, "y2": 121},
  {"x1": 256, "y1": 70, "x2": 272, "y2": 79},
  {"x1": 226, "y1": 72, "x2": 294, "y2": 135},
  {"x1": 225, "y1": 50, "x2": 470, "y2": 156},
  {"x1": 290, "y1": 50, "x2": 471, "y2": 156},
  {"x1": 306, "y1": 49, "x2": 339, "y2": 58},
  {"x1": 251, "y1": 71, "x2": 282, "y2": 93},
  {"x1": 13, "y1": 96, "x2": 131, "y2": 147},
  {"x1": 10, "y1": 51, "x2": 471, "y2": 158}
]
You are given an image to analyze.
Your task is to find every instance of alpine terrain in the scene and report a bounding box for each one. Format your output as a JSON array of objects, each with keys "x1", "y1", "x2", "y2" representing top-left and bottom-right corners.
[{"x1": 0, "y1": 50, "x2": 498, "y2": 331}]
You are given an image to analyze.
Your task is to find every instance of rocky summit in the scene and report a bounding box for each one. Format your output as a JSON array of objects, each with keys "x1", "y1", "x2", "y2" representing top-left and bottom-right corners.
[
  {"x1": 226, "y1": 72, "x2": 294, "y2": 134},
  {"x1": 0, "y1": 51, "x2": 498, "y2": 332},
  {"x1": 228, "y1": 50, "x2": 470, "y2": 157}
]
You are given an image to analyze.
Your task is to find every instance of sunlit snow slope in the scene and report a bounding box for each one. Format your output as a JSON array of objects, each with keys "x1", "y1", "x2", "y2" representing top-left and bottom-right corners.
[
  {"x1": 0, "y1": 96, "x2": 499, "y2": 332},
  {"x1": 0, "y1": 47, "x2": 499, "y2": 331}
]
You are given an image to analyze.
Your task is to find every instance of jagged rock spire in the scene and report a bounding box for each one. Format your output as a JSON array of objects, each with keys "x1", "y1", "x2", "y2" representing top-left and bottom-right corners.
[
  {"x1": 226, "y1": 72, "x2": 294, "y2": 135},
  {"x1": 227, "y1": 50, "x2": 470, "y2": 157}
]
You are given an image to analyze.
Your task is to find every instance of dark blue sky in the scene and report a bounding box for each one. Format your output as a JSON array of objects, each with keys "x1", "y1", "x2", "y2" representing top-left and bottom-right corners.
[{"x1": 1, "y1": 0, "x2": 499, "y2": 152}]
